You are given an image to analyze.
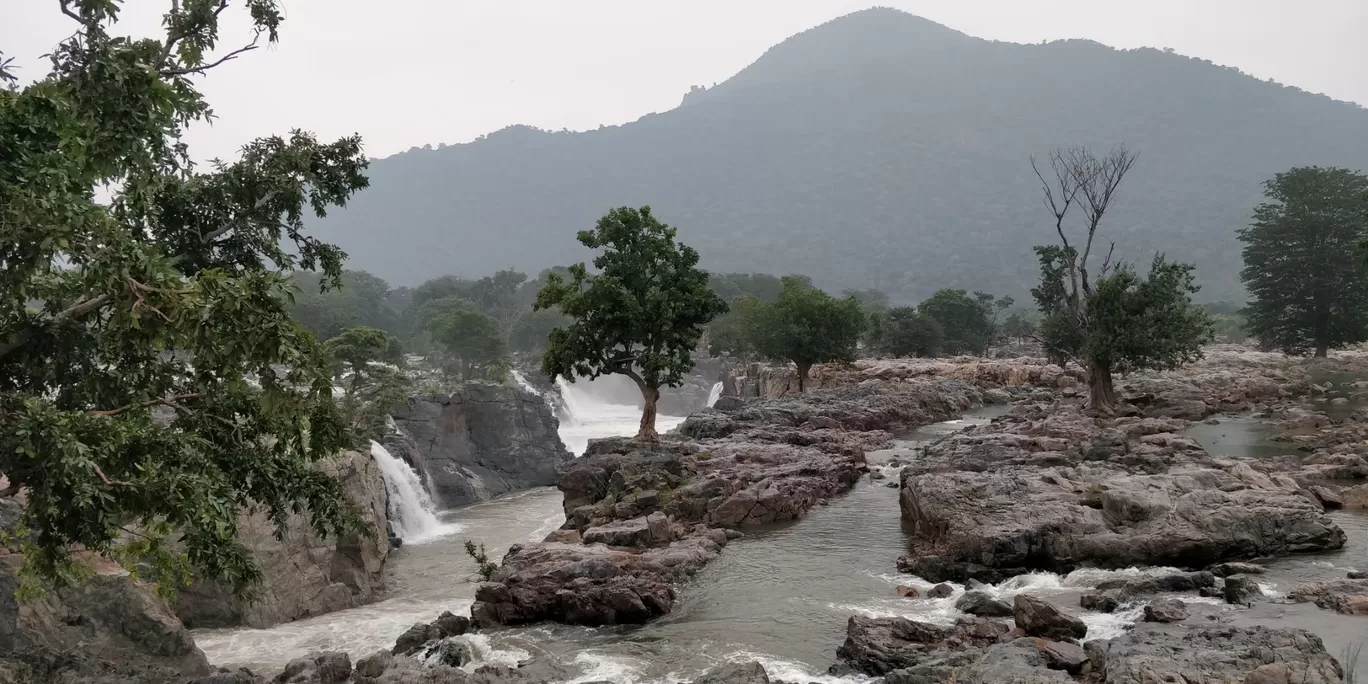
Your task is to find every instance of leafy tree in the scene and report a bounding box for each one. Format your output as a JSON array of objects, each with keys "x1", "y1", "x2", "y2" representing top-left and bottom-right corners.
[
  {"x1": 289, "y1": 270, "x2": 398, "y2": 341},
  {"x1": 878, "y1": 306, "x2": 943, "y2": 358},
  {"x1": 471, "y1": 269, "x2": 529, "y2": 334},
  {"x1": 1001, "y1": 313, "x2": 1036, "y2": 344},
  {"x1": 707, "y1": 295, "x2": 766, "y2": 358},
  {"x1": 325, "y1": 327, "x2": 408, "y2": 443},
  {"x1": 536, "y1": 206, "x2": 727, "y2": 440},
  {"x1": 1030, "y1": 145, "x2": 1212, "y2": 413},
  {"x1": 843, "y1": 288, "x2": 891, "y2": 313},
  {"x1": 1201, "y1": 302, "x2": 1249, "y2": 344},
  {"x1": 428, "y1": 310, "x2": 507, "y2": 382},
  {"x1": 977, "y1": 292, "x2": 1014, "y2": 350},
  {"x1": 707, "y1": 273, "x2": 795, "y2": 303},
  {"x1": 740, "y1": 278, "x2": 865, "y2": 390},
  {"x1": 0, "y1": 2, "x2": 368, "y2": 595},
  {"x1": 508, "y1": 307, "x2": 570, "y2": 354},
  {"x1": 918, "y1": 289, "x2": 992, "y2": 355},
  {"x1": 1239, "y1": 167, "x2": 1368, "y2": 357}
]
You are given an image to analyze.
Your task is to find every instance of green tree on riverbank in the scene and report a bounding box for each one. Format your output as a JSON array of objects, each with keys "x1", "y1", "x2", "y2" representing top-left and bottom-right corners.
[
  {"x1": 536, "y1": 207, "x2": 727, "y2": 441},
  {"x1": 1240, "y1": 167, "x2": 1368, "y2": 357},
  {"x1": 1030, "y1": 146, "x2": 1212, "y2": 414},
  {"x1": 735, "y1": 278, "x2": 865, "y2": 391},
  {"x1": 0, "y1": 2, "x2": 369, "y2": 595}
]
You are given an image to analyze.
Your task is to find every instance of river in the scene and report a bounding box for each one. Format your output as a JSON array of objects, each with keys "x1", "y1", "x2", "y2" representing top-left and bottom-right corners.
[{"x1": 194, "y1": 386, "x2": 1367, "y2": 682}]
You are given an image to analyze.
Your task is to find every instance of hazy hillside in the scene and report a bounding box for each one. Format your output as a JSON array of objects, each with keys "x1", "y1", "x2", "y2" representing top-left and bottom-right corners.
[{"x1": 314, "y1": 8, "x2": 1368, "y2": 302}]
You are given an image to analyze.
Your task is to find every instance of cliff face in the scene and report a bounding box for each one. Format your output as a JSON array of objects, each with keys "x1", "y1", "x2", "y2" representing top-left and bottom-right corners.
[
  {"x1": 388, "y1": 383, "x2": 572, "y2": 508},
  {"x1": 173, "y1": 448, "x2": 390, "y2": 629}
]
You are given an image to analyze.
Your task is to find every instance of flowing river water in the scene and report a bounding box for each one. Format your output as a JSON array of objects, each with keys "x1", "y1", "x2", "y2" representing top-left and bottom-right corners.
[{"x1": 194, "y1": 385, "x2": 1368, "y2": 682}]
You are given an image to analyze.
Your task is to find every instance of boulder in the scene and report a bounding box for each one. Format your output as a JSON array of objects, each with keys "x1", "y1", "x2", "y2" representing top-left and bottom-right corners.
[
  {"x1": 1142, "y1": 598, "x2": 1188, "y2": 623},
  {"x1": 389, "y1": 385, "x2": 572, "y2": 508},
  {"x1": 954, "y1": 591, "x2": 1013, "y2": 617},
  {"x1": 927, "y1": 583, "x2": 954, "y2": 598},
  {"x1": 1079, "y1": 593, "x2": 1119, "y2": 613},
  {"x1": 1288, "y1": 579, "x2": 1368, "y2": 615},
  {"x1": 1013, "y1": 595, "x2": 1086, "y2": 641},
  {"x1": 273, "y1": 652, "x2": 351, "y2": 684},
  {"x1": 882, "y1": 640, "x2": 1075, "y2": 684},
  {"x1": 691, "y1": 661, "x2": 770, "y2": 684},
  {"x1": 1084, "y1": 625, "x2": 1343, "y2": 684},
  {"x1": 1223, "y1": 575, "x2": 1264, "y2": 605},
  {"x1": 836, "y1": 615, "x2": 1009, "y2": 675},
  {"x1": 1209, "y1": 562, "x2": 1265, "y2": 578},
  {"x1": 896, "y1": 585, "x2": 920, "y2": 598},
  {"x1": 0, "y1": 546, "x2": 210, "y2": 684},
  {"x1": 392, "y1": 611, "x2": 471, "y2": 655},
  {"x1": 582, "y1": 512, "x2": 678, "y2": 548},
  {"x1": 175, "y1": 449, "x2": 389, "y2": 629}
]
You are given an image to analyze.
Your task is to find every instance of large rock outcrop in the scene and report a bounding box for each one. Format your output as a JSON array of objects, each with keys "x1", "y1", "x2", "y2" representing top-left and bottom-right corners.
[
  {"x1": 0, "y1": 551, "x2": 211, "y2": 683},
  {"x1": 897, "y1": 404, "x2": 1346, "y2": 582},
  {"x1": 388, "y1": 384, "x2": 572, "y2": 508},
  {"x1": 174, "y1": 449, "x2": 390, "y2": 629}
]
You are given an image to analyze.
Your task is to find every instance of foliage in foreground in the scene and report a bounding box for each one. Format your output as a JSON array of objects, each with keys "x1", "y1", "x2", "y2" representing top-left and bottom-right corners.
[
  {"x1": 536, "y1": 206, "x2": 727, "y2": 440},
  {"x1": 0, "y1": 2, "x2": 369, "y2": 597},
  {"x1": 1240, "y1": 166, "x2": 1368, "y2": 357}
]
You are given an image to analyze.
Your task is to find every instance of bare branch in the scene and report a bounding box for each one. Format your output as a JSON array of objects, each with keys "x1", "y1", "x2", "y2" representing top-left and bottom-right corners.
[
  {"x1": 1099, "y1": 241, "x2": 1117, "y2": 277},
  {"x1": 89, "y1": 393, "x2": 202, "y2": 417},
  {"x1": 1071, "y1": 145, "x2": 1138, "y2": 295},
  {"x1": 92, "y1": 464, "x2": 135, "y2": 488},
  {"x1": 161, "y1": 34, "x2": 260, "y2": 77},
  {"x1": 58, "y1": 0, "x2": 94, "y2": 29}
]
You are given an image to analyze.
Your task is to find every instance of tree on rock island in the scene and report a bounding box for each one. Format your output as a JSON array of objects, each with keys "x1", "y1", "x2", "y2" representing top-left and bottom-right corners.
[
  {"x1": 1239, "y1": 167, "x2": 1368, "y2": 357},
  {"x1": 0, "y1": 2, "x2": 370, "y2": 594},
  {"x1": 428, "y1": 309, "x2": 508, "y2": 382},
  {"x1": 1030, "y1": 146, "x2": 1212, "y2": 415},
  {"x1": 736, "y1": 278, "x2": 866, "y2": 391},
  {"x1": 536, "y1": 206, "x2": 727, "y2": 441},
  {"x1": 325, "y1": 327, "x2": 409, "y2": 443}
]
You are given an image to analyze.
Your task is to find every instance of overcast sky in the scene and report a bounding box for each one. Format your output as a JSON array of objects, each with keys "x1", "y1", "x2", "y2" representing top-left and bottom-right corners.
[{"x1": 5, "y1": 1, "x2": 1366, "y2": 162}]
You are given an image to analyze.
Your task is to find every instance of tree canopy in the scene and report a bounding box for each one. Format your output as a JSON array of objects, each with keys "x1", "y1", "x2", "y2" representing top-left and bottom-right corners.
[
  {"x1": 289, "y1": 270, "x2": 399, "y2": 341},
  {"x1": 1239, "y1": 167, "x2": 1368, "y2": 356},
  {"x1": 874, "y1": 306, "x2": 942, "y2": 358},
  {"x1": 325, "y1": 327, "x2": 408, "y2": 443},
  {"x1": 428, "y1": 310, "x2": 507, "y2": 382},
  {"x1": 0, "y1": 1, "x2": 369, "y2": 595},
  {"x1": 736, "y1": 278, "x2": 865, "y2": 390},
  {"x1": 917, "y1": 289, "x2": 1006, "y2": 355},
  {"x1": 536, "y1": 206, "x2": 727, "y2": 440}
]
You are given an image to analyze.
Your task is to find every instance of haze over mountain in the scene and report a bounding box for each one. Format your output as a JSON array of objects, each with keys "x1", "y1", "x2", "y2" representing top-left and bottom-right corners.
[{"x1": 314, "y1": 7, "x2": 1368, "y2": 302}]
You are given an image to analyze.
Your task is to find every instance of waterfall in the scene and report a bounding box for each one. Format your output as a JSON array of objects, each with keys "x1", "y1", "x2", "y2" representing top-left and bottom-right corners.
[
  {"x1": 511, "y1": 370, "x2": 541, "y2": 397},
  {"x1": 370, "y1": 440, "x2": 456, "y2": 544},
  {"x1": 707, "y1": 381, "x2": 724, "y2": 407}
]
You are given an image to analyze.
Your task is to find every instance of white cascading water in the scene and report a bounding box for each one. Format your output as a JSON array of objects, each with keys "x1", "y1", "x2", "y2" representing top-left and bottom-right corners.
[
  {"x1": 553, "y1": 377, "x2": 687, "y2": 456},
  {"x1": 369, "y1": 440, "x2": 457, "y2": 544},
  {"x1": 707, "y1": 381, "x2": 724, "y2": 407}
]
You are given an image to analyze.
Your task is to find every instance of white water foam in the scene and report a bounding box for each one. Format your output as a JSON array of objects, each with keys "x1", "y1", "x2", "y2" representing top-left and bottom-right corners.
[
  {"x1": 370, "y1": 441, "x2": 460, "y2": 544},
  {"x1": 422, "y1": 633, "x2": 531, "y2": 672},
  {"x1": 707, "y1": 382, "x2": 723, "y2": 407},
  {"x1": 554, "y1": 377, "x2": 687, "y2": 456}
]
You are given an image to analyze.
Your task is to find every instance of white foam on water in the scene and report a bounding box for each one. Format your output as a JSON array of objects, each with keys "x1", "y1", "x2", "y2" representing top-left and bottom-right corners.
[
  {"x1": 370, "y1": 440, "x2": 460, "y2": 544},
  {"x1": 512, "y1": 370, "x2": 543, "y2": 396},
  {"x1": 425, "y1": 633, "x2": 531, "y2": 673},
  {"x1": 707, "y1": 382, "x2": 723, "y2": 407},
  {"x1": 1258, "y1": 582, "x2": 1286, "y2": 598},
  {"x1": 553, "y1": 377, "x2": 686, "y2": 456},
  {"x1": 563, "y1": 652, "x2": 648, "y2": 684},
  {"x1": 1081, "y1": 604, "x2": 1145, "y2": 641}
]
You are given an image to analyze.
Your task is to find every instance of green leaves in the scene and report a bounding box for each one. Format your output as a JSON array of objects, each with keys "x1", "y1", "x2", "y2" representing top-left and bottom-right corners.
[
  {"x1": 917, "y1": 289, "x2": 993, "y2": 355},
  {"x1": 875, "y1": 306, "x2": 943, "y2": 358},
  {"x1": 1239, "y1": 166, "x2": 1368, "y2": 356},
  {"x1": 729, "y1": 277, "x2": 864, "y2": 386},
  {"x1": 428, "y1": 309, "x2": 507, "y2": 382},
  {"x1": 0, "y1": 3, "x2": 369, "y2": 598},
  {"x1": 535, "y1": 206, "x2": 726, "y2": 392}
]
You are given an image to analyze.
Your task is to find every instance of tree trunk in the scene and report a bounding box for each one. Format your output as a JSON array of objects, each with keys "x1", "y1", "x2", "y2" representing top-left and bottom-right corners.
[
  {"x1": 1087, "y1": 361, "x2": 1117, "y2": 417},
  {"x1": 636, "y1": 386, "x2": 660, "y2": 442},
  {"x1": 796, "y1": 362, "x2": 812, "y2": 392},
  {"x1": 1314, "y1": 342, "x2": 1328, "y2": 358}
]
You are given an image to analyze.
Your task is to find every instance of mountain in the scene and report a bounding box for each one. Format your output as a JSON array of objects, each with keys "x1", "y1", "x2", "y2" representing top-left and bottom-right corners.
[{"x1": 313, "y1": 8, "x2": 1368, "y2": 302}]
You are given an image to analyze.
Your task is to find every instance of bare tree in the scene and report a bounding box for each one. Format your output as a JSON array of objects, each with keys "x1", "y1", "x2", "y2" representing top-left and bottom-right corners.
[{"x1": 1030, "y1": 145, "x2": 1139, "y2": 414}]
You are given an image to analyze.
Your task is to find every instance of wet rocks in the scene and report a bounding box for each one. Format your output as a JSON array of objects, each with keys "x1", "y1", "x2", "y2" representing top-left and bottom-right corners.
[
  {"x1": 388, "y1": 384, "x2": 572, "y2": 508},
  {"x1": 1223, "y1": 574, "x2": 1264, "y2": 605},
  {"x1": 1013, "y1": 595, "x2": 1086, "y2": 641},
  {"x1": 895, "y1": 585, "x2": 920, "y2": 598},
  {"x1": 1288, "y1": 578, "x2": 1368, "y2": 615},
  {"x1": 954, "y1": 591, "x2": 1013, "y2": 617},
  {"x1": 1094, "y1": 570, "x2": 1215, "y2": 598},
  {"x1": 470, "y1": 536, "x2": 724, "y2": 626},
  {"x1": 1208, "y1": 561, "x2": 1265, "y2": 577},
  {"x1": 581, "y1": 512, "x2": 678, "y2": 547},
  {"x1": 691, "y1": 661, "x2": 770, "y2": 684},
  {"x1": 836, "y1": 615, "x2": 1009, "y2": 675},
  {"x1": 1142, "y1": 598, "x2": 1188, "y2": 623},
  {"x1": 392, "y1": 611, "x2": 471, "y2": 655},
  {"x1": 1079, "y1": 592, "x2": 1120, "y2": 613},
  {"x1": 882, "y1": 640, "x2": 1076, "y2": 684},
  {"x1": 1084, "y1": 625, "x2": 1343, "y2": 684},
  {"x1": 926, "y1": 583, "x2": 953, "y2": 598},
  {"x1": 274, "y1": 652, "x2": 351, "y2": 683}
]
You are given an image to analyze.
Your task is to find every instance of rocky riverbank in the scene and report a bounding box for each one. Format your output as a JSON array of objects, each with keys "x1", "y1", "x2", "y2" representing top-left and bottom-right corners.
[{"x1": 469, "y1": 380, "x2": 985, "y2": 627}]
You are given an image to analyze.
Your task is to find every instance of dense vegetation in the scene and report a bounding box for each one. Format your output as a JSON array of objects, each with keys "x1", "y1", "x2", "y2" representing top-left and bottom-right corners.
[
  {"x1": 306, "y1": 7, "x2": 1368, "y2": 303},
  {"x1": 724, "y1": 278, "x2": 866, "y2": 390},
  {"x1": 536, "y1": 207, "x2": 727, "y2": 440},
  {"x1": 1240, "y1": 167, "x2": 1368, "y2": 356},
  {"x1": 0, "y1": 2, "x2": 367, "y2": 596}
]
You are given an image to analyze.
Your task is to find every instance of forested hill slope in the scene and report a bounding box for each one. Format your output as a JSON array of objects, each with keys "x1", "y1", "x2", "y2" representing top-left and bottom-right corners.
[{"x1": 315, "y1": 7, "x2": 1368, "y2": 301}]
